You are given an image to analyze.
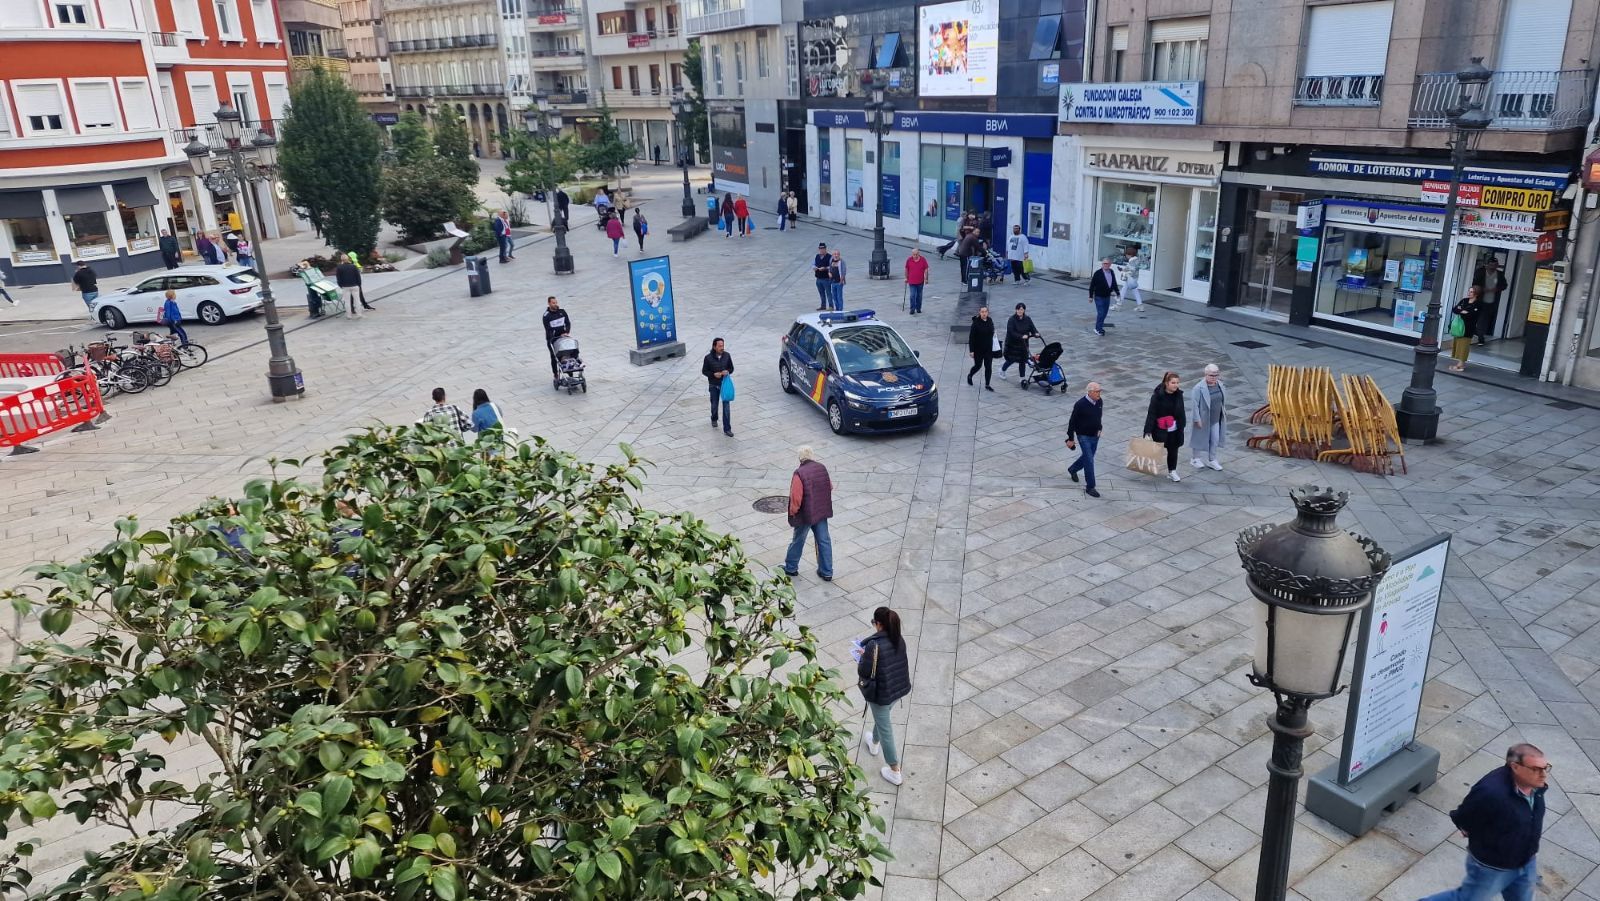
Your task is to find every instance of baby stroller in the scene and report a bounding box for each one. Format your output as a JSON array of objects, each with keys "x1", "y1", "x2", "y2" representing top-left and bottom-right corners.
[
  {"x1": 977, "y1": 247, "x2": 1009, "y2": 285},
  {"x1": 1021, "y1": 337, "x2": 1067, "y2": 395},
  {"x1": 551, "y1": 334, "x2": 587, "y2": 394}
]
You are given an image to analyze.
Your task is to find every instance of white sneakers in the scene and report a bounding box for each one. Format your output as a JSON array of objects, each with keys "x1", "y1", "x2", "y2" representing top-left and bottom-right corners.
[
  {"x1": 863, "y1": 730, "x2": 903, "y2": 785},
  {"x1": 1169, "y1": 470, "x2": 1181, "y2": 482},
  {"x1": 1192, "y1": 457, "x2": 1204, "y2": 468},
  {"x1": 881, "y1": 766, "x2": 904, "y2": 786},
  {"x1": 1208, "y1": 460, "x2": 1223, "y2": 471},
  {"x1": 1191, "y1": 457, "x2": 1224, "y2": 472},
  {"x1": 864, "y1": 729, "x2": 881, "y2": 757}
]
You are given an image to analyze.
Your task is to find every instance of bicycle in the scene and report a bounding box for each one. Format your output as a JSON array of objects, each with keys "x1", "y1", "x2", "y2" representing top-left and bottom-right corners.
[
  {"x1": 58, "y1": 343, "x2": 150, "y2": 396},
  {"x1": 131, "y1": 332, "x2": 207, "y2": 373}
]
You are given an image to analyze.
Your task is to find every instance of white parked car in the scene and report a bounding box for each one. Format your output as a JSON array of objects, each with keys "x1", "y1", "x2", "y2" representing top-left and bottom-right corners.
[{"x1": 92, "y1": 265, "x2": 264, "y2": 329}]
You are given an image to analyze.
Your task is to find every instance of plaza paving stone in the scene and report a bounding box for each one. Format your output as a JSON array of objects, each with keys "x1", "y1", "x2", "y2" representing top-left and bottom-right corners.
[{"x1": 6, "y1": 170, "x2": 1600, "y2": 897}]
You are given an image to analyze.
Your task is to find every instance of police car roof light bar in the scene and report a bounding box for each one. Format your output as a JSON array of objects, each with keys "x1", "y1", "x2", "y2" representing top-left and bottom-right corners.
[{"x1": 819, "y1": 309, "x2": 876, "y2": 325}]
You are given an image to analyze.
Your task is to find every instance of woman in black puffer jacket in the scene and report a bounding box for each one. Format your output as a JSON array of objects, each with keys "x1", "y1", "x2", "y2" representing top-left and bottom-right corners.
[
  {"x1": 857, "y1": 606, "x2": 912, "y2": 787},
  {"x1": 1001, "y1": 303, "x2": 1039, "y2": 384},
  {"x1": 1143, "y1": 370, "x2": 1188, "y2": 482}
]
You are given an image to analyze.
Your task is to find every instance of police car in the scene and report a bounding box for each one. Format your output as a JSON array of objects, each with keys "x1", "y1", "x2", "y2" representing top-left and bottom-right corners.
[{"x1": 779, "y1": 309, "x2": 938, "y2": 435}]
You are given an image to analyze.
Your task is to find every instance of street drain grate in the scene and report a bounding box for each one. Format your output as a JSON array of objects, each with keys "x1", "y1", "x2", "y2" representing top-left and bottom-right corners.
[
  {"x1": 753, "y1": 496, "x2": 788, "y2": 513},
  {"x1": 1231, "y1": 340, "x2": 1271, "y2": 350}
]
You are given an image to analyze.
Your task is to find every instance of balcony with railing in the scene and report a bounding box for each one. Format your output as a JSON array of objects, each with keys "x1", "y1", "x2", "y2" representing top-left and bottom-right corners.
[
  {"x1": 392, "y1": 83, "x2": 506, "y2": 99},
  {"x1": 530, "y1": 48, "x2": 589, "y2": 69},
  {"x1": 682, "y1": 0, "x2": 780, "y2": 35},
  {"x1": 149, "y1": 30, "x2": 186, "y2": 65},
  {"x1": 1294, "y1": 74, "x2": 1384, "y2": 107},
  {"x1": 528, "y1": 9, "x2": 584, "y2": 29},
  {"x1": 291, "y1": 54, "x2": 352, "y2": 75},
  {"x1": 604, "y1": 87, "x2": 672, "y2": 108},
  {"x1": 1409, "y1": 68, "x2": 1595, "y2": 130}
]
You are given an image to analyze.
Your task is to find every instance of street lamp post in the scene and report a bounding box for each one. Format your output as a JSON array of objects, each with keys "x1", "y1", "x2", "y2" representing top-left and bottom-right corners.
[
  {"x1": 1395, "y1": 58, "x2": 1493, "y2": 442},
  {"x1": 865, "y1": 81, "x2": 894, "y2": 280},
  {"x1": 184, "y1": 103, "x2": 302, "y2": 401},
  {"x1": 527, "y1": 95, "x2": 573, "y2": 275},
  {"x1": 670, "y1": 90, "x2": 696, "y2": 218},
  {"x1": 1236, "y1": 487, "x2": 1391, "y2": 901}
]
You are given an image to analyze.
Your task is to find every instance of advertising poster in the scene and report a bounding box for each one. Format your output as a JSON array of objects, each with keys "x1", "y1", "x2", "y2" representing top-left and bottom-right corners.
[
  {"x1": 922, "y1": 178, "x2": 939, "y2": 217},
  {"x1": 1393, "y1": 297, "x2": 1417, "y2": 331},
  {"x1": 710, "y1": 105, "x2": 750, "y2": 195},
  {"x1": 628, "y1": 256, "x2": 678, "y2": 349},
  {"x1": 882, "y1": 142, "x2": 901, "y2": 218},
  {"x1": 1400, "y1": 257, "x2": 1426, "y2": 293},
  {"x1": 845, "y1": 139, "x2": 864, "y2": 211},
  {"x1": 918, "y1": 0, "x2": 999, "y2": 97},
  {"x1": 944, "y1": 180, "x2": 961, "y2": 220},
  {"x1": 819, "y1": 133, "x2": 832, "y2": 206},
  {"x1": 1339, "y1": 535, "x2": 1450, "y2": 785}
]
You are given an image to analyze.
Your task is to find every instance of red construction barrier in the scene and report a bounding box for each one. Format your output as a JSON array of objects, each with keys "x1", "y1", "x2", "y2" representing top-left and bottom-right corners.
[
  {"x1": 0, "y1": 370, "x2": 104, "y2": 452},
  {"x1": 0, "y1": 353, "x2": 66, "y2": 379}
]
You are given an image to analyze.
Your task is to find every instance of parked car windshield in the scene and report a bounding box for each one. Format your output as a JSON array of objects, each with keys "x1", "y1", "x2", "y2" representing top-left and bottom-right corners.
[{"x1": 829, "y1": 325, "x2": 918, "y2": 375}]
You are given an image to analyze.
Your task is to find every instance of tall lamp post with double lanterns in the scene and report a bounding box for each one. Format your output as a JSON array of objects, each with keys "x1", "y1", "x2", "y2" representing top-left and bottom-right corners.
[
  {"x1": 1394, "y1": 58, "x2": 1493, "y2": 442},
  {"x1": 524, "y1": 95, "x2": 574, "y2": 275},
  {"x1": 865, "y1": 77, "x2": 895, "y2": 280},
  {"x1": 670, "y1": 89, "x2": 696, "y2": 218},
  {"x1": 184, "y1": 103, "x2": 303, "y2": 401},
  {"x1": 1236, "y1": 487, "x2": 1391, "y2": 901}
]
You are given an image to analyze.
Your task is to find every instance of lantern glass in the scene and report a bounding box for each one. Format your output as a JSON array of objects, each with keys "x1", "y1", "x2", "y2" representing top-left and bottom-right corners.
[
  {"x1": 1253, "y1": 600, "x2": 1355, "y2": 697},
  {"x1": 216, "y1": 103, "x2": 244, "y2": 142},
  {"x1": 185, "y1": 139, "x2": 214, "y2": 177},
  {"x1": 252, "y1": 133, "x2": 278, "y2": 167}
]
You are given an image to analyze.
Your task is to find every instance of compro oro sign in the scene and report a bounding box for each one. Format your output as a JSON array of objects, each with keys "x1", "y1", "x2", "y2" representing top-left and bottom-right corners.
[
  {"x1": 1059, "y1": 82, "x2": 1201, "y2": 125},
  {"x1": 1338, "y1": 534, "x2": 1450, "y2": 785},
  {"x1": 918, "y1": 0, "x2": 999, "y2": 97}
]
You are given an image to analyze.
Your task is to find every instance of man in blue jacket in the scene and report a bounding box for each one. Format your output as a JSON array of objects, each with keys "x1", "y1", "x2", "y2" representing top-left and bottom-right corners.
[{"x1": 1420, "y1": 743, "x2": 1549, "y2": 901}]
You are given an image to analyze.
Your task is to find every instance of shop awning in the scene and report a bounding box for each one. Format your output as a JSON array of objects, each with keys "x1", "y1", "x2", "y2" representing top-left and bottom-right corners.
[
  {"x1": 0, "y1": 191, "x2": 46, "y2": 219},
  {"x1": 55, "y1": 186, "x2": 112, "y2": 216},
  {"x1": 112, "y1": 180, "x2": 160, "y2": 207}
]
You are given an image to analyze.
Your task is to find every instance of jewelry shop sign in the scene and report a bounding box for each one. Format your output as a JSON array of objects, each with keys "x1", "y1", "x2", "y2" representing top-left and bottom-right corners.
[
  {"x1": 1059, "y1": 81, "x2": 1202, "y2": 125},
  {"x1": 1083, "y1": 148, "x2": 1222, "y2": 181}
]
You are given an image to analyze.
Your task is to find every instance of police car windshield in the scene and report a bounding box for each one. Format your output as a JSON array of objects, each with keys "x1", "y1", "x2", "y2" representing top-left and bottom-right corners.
[{"x1": 830, "y1": 325, "x2": 918, "y2": 374}]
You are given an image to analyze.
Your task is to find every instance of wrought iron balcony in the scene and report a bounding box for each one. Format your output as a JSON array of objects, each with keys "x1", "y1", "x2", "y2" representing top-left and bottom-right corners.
[
  {"x1": 1409, "y1": 68, "x2": 1595, "y2": 130},
  {"x1": 1294, "y1": 74, "x2": 1384, "y2": 107}
]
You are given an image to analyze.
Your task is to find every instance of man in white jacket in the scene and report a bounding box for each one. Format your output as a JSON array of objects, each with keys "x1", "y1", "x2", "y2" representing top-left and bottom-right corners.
[{"x1": 1005, "y1": 225, "x2": 1031, "y2": 285}]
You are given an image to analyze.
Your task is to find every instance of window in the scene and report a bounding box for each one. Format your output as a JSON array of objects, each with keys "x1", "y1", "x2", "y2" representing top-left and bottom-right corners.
[
  {"x1": 0, "y1": 88, "x2": 11, "y2": 137},
  {"x1": 99, "y1": 0, "x2": 136, "y2": 29},
  {"x1": 670, "y1": 63, "x2": 683, "y2": 90},
  {"x1": 73, "y1": 81, "x2": 119, "y2": 131},
  {"x1": 251, "y1": 0, "x2": 278, "y2": 41},
  {"x1": 119, "y1": 79, "x2": 159, "y2": 130},
  {"x1": 1108, "y1": 26, "x2": 1127, "y2": 80},
  {"x1": 874, "y1": 32, "x2": 903, "y2": 68},
  {"x1": 628, "y1": 66, "x2": 639, "y2": 92},
  {"x1": 15, "y1": 83, "x2": 68, "y2": 135},
  {"x1": 611, "y1": 66, "x2": 623, "y2": 90},
  {"x1": 9, "y1": 0, "x2": 46, "y2": 26},
  {"x1": 4, "y1": 217, "x2": 54, "y2": 261},
  {"x1": 1147, "y1": 18, "x2": 1207, "y2": 81},
  {"x1": 734, "y1": 42, "x2": 745, "y2": 90},
  {"x1": 818, "y1": 130, "x2": 830, "y2": 206},
  {"x1": 649, "y1": 64, "x2": 661, "y2": 93},
  {"x1": 1030, "y1": 16, "x2": 1061, "y2": 60},
  {"x1": 757, "y1": 30, "x2": 771, "y2": 78},
  {"x1": 54, "y1": 2, "x2": 89, "y2": 25},
  {"x1": 596, "y1": 11, "x2": 632, "y2": 34},
  {"x1": 214, "y1": 0, "x2": 242, "y2": 39},
  {"x1": 711, "y1": 44, "x2": 724, "y2": 94},
  {"x1": 1299, "y1": 1, "x2": 1392, "y2": 105}
]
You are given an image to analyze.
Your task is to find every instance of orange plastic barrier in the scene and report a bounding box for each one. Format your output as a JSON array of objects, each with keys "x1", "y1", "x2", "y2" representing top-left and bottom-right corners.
[
  {"x1": 0, "y1": 370, "x2": 104, "y2": 451},
  {"x1": 0, "y1": 353, "x2": 65, "y2": 379}
]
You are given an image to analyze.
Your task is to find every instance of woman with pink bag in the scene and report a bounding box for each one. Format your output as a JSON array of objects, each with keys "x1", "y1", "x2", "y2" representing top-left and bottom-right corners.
[{"x1": 1142, "y1": 371, "x2": 1188, "y2": 483}]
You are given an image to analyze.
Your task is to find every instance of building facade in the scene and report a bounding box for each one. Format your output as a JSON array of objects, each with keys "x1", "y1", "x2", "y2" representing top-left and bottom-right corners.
[
  {"x1": 799, "y1": 0, "x2": 1087, "y2": 259},
  {"x1": 282, "y1": 0, "x2": 350, "y2": 87},
  {"x1": 520, "y1": 0, "x2": 598, "y2": 123},
  {"x1": 1057, "y1": 0, "x2": 1598, "y2": 384},
  {"x1": 587, "y1": 0, "x2": 688, "y2": 162},
  {"x1": 1, "y1": 0, "x2": 295, "y2": 287},
  {"x1": 388, "y1": 0, "x2": 513, "y2": 156},
  {"x1": 341, "y1": 0, "x2": 398, "y2": 120},
  {"x1": 687, "y1": 0, "x2": 803, "y2": 210}
]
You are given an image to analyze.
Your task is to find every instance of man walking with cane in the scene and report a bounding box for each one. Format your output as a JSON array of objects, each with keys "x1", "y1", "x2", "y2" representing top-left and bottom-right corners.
[
  {"x1": 904, "y1": 248, "x2": 930, "y2": 315},
  {"x1": 1066, "y1": 382, "x2": 1104, "y2": 498}
]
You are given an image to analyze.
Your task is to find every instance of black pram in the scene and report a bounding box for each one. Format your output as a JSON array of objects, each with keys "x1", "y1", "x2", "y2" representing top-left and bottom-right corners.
[{"x1": 1021, "y1": 338, "x2": 1067, "y2": 395}]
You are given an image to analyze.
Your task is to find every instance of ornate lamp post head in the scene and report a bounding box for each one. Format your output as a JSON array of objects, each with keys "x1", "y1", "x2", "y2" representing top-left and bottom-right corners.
[
  {"x1": 215, "y1": 102, "x2": 244, "y2": 144},
  {"x1": 1237, "y1": 487, "x2": 1391, "y2": 700},
  {"x1": 1455, "y1": 57, "x2": 1493, "y2": 109},
  {"x1": 251, "y1": 132, "x2": 278, "y2": 169},
  {"x1": 184, "y1": 138, "x2": 215, "y2": 178}
]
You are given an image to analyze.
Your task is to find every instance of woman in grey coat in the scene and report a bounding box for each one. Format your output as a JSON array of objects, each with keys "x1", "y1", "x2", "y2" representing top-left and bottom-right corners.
[{"x1": 1191, "y1": 363, "x2": 1226, "y2": 471}]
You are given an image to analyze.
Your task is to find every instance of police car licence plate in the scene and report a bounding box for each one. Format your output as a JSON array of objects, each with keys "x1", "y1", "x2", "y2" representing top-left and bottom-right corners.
[{"x1": 888, "y1": 408, "x2": 917, "y2": 419}]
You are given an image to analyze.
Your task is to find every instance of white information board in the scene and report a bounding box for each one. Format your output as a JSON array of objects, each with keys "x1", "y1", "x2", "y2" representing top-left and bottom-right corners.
[{"x1": 1339, "y1": 534, "x2": 1450, "y2": 784}]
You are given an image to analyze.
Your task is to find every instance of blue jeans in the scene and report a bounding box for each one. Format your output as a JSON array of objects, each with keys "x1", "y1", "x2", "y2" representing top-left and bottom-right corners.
[
  {"x1": 1093, "y1": 296, "x2": 1110, "y2": 333},
  {"x1": 1420, "y1": 855, "x2": 1536, "y2": 901},
  {"x1": 785, "y1": 519, "x2": 833, "y2": 578},
  {"x1": 908, "y1": 284, "x2": 923, "y2": 313},
  {"x1": 1068, "y1": 435, "x2": 1098, "y2": 489},
  {"x1": 82, "y1": 290, "x2": 98, "y2": 310},
  {"x1": 709, "y1": 385, "x2": 730, "y2": 431},
  {"x1": 868, "y1": 701, "x2": 900, "y2": 766},
  {"x1": 830, "y1": 282, "x2": 844, "y2": 311},
  {"x1": 779, "y1": 213, "x2": 787, "y2": 231},
  {"x1": 816, "y1": 278, "x2": 830, "y2": 308}
]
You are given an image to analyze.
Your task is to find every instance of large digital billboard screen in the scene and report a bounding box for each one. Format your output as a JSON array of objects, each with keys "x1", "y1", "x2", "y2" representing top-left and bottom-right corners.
[{"x1": 918, "y1": 0, "x2": 998, "y2": 97}]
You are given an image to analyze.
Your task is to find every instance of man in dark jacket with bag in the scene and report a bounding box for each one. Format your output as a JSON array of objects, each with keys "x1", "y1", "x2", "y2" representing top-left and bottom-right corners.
[
  {"x1": 783, "y1": 446, "x2": 833, "y2": 580},
  {"x1": 1419, "y1": 743, "x2": 1548, "y2": 901}
]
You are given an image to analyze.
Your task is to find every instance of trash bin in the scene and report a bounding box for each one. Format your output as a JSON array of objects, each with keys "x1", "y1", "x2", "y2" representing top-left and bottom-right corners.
[
  {"x1": 466, "y1": 256, "x2": 491, "y2": 297},
  {"x1": 965, "y1": 263, "x2": 985, "y2": 294},
  {"x1": 706, "y1": 195, "x2": 719, "y2": 225}
]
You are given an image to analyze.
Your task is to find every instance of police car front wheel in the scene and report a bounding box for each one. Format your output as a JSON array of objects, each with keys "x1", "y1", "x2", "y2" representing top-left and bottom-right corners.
[{"x1": 827, "y1": 401, "x2": 845, "y2": 435}]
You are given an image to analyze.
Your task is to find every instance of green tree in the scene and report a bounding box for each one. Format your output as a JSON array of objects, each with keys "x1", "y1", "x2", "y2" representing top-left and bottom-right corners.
[
  {"x1": 380, "y1": 156, "x2": 476, "y2": 243},
  {"x1": 432, "y1": 104, "x2": 480, "y2": 187},
  {"x1": 682, "y1": 38, "x2": 710, "y2": 162},
  {"x1": 0, "y1": 429, "x2": 888, "y2": 899},
  {"x1": 277, "y1": 66, "x2": 382, "y2": 255},
  {"x1": 579, "y1": 106, "x2": 636, "y2": 181},
  {"x1": 497, "y1": 130, "x2": 580, "y2": 197},
  {"x1": 390, "y1": 109, "x2": 434, "y2": 165}
]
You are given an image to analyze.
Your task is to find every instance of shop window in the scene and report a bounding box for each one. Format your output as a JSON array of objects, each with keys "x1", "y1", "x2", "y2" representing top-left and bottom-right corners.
[
  {"x1": 1097, "y1": 181, "x2": 1155, "y2": 273},
  {"x1": 881, "y1": 141, "x2": 900, "y2": 218},
  {"x1": 1147, "y1": 18, "x2": 1207, "y2": 82},
  {"x1": 734, "y1": 42, "x2": 745, "y2": 92},
  {"x1": 64, "y1": 212, "x2": 113, "y2": 258},
  {"x1": 1191, "y1": 189, "x2": 1217, "y2": 285},
  {"x1": 119, "y1": 203, "x2": 158, "y2": 244},
  {"x1": 845, "y1": 139, "x2": 864, "y2": 210},
  {"x1": 1030, "y1": 16, "x2": 1061, "y2": 61},
  {"x1": 4, "y1": 217, "x2": 54, "y2": 263},
  {"x1": 874, "y1": 32, "x2": 904, "y2": 68},
  {"x1": 1315, "y1": 225, "x2": 1440, "y2": 334}
]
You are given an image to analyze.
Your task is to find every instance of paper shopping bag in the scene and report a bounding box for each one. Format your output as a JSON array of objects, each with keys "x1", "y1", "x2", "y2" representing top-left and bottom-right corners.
[{"x1": 1125, "y1": 437, "x2": 1165, "y2": 476}]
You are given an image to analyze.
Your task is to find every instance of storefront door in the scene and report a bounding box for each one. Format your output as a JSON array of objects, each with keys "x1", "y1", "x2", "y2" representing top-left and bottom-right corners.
[
  {"x1": 1458, "y1": 247, "x2": 1537, "y2": 372},
  {"x1": 1243, "y1": 211, "x2": 1296, "y2": 317}
]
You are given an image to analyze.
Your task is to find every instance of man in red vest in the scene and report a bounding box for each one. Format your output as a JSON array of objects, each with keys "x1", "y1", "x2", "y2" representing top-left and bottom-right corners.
[{"x1": 783, "y1": 446, "x2": 834, "y2": 581}]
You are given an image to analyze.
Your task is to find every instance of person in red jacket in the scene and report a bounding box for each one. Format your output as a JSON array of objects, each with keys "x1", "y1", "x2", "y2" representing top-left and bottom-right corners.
[
  {"x1": 605, "y1": 214, "x2": 625, "y2": 256},
  {"x1": 904, "y1": 248, "x2": 930, "y2": 314},
  {"x1": 733, "y1": 196, "x2": 750, "y2": 236},
  {"x1": 783, "y1": 446, "x2": 833, "y2": 580}
]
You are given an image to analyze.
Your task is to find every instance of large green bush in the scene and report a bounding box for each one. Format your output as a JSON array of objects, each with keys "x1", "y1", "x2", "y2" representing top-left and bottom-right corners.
[{"x1": 0, "y1": 430, "x2": 886, "y2": 899}]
